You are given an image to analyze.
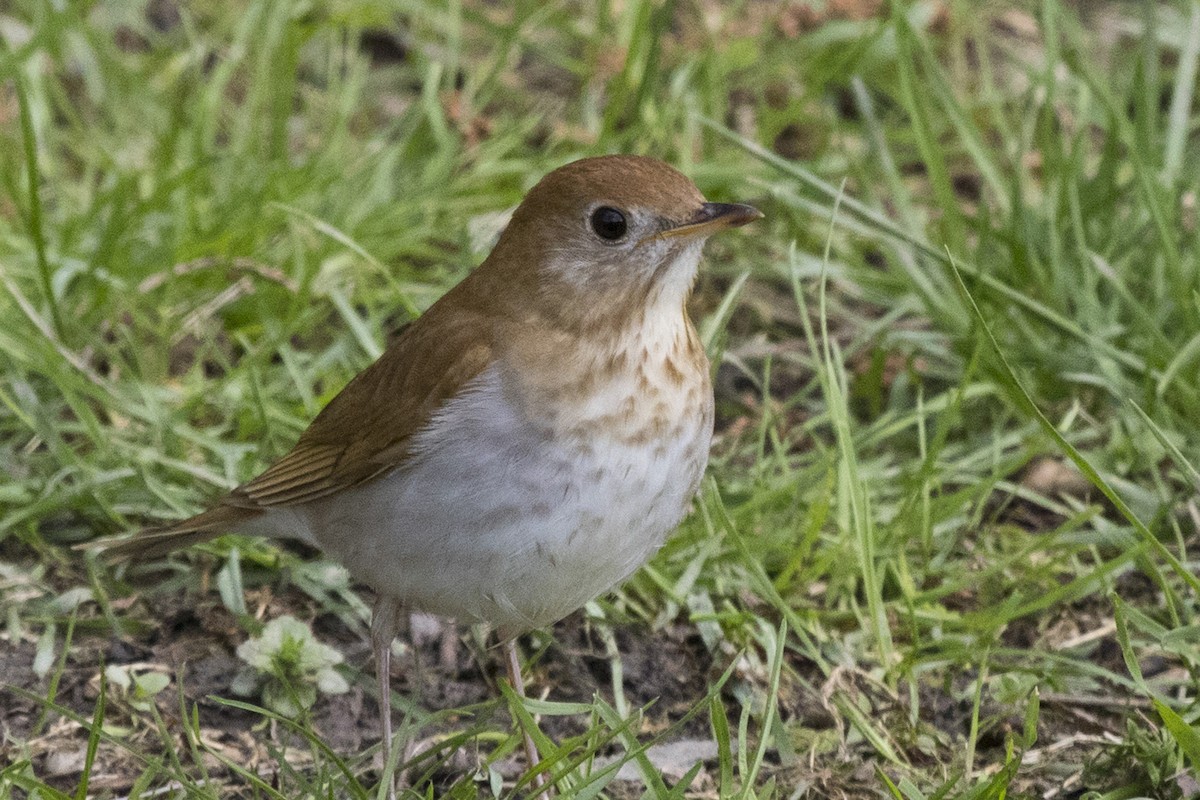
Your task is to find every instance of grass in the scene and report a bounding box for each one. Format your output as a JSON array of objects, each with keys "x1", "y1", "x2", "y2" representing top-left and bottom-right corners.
[{"x1": 2, "y1": 0, "x2": 1199, "y2": 797}]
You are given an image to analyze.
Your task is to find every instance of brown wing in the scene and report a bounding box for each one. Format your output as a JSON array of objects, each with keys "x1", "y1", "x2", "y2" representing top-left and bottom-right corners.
[
  {"x1": 229, "y1": 294, "x2": 495, "y2": 509},
  {"x1": 84, "y1": 272, "x2": 503, "y2": 563}
]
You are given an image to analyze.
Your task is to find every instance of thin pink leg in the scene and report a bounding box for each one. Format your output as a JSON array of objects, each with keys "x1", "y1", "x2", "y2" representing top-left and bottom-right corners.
[
  {"x1": 372, "y1": 597, "x2": 403, "y2": 800},
  {"x1": 503, "y1": 639, "x2": 550, "y2": 796}
]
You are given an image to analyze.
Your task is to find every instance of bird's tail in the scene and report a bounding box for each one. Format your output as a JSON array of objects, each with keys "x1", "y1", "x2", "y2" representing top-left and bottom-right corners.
[{"x1": 84, "y1": 503, "x2": 263, "y2": 561}]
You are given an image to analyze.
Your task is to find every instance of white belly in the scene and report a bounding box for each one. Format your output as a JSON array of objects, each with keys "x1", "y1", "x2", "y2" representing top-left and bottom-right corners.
[{"x1": 292, "y1": 363, "x2": 711, "y2": 633}]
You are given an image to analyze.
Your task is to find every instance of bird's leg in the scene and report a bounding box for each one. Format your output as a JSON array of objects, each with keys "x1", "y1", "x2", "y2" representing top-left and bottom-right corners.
[
  {"x1": 439, "y1": 617, "x2": 458, "y2": 672},
  {"x1": 371, "y1": 596, "x2": 404, "y2": 800},
  {"x1": 502, "y1": 639, "x2": 549, "y2": 795}
]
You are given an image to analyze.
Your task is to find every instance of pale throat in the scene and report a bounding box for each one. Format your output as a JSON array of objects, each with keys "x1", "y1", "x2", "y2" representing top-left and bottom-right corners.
[
  {"x1": 546, "y1": 236, "x2": 703, "y2": 313},
  {"x1": 638, "y1": 240, "x2": 704, "y2": 346},
  {"x1": 506, "y1": 250, "x2": 710, "y2": 445}
]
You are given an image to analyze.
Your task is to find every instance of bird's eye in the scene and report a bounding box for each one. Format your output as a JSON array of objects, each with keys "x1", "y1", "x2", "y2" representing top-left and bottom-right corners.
[{"x1": 590, "y1": 206, "x2": 627, "y2": 241}]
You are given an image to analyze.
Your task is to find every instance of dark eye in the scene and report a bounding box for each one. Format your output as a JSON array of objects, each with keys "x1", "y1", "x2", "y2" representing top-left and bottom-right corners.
[{"x1": 590, "y1": 206, "x2": 627, "y2": 241}]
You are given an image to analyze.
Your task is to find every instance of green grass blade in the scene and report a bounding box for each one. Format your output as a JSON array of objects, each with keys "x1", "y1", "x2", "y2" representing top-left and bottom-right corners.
[{"x1": 948, "y1": 254, "x2": 1200, "y2": 595}]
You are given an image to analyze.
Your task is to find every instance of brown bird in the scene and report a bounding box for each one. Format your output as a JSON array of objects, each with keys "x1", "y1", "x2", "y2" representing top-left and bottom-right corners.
[{"x1": 100, "y1": 155, "x2": 761, "y2": 794}]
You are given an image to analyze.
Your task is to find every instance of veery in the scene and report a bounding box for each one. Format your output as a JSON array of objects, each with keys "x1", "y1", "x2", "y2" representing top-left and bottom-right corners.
[{"x1": 102, "y1": 155, "x2": 761, "y2": 794}]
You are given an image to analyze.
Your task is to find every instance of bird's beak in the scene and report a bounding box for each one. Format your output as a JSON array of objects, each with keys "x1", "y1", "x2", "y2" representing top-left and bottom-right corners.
[{"x1": 655, "y1": 202, "x2": 764, "y2": 241}]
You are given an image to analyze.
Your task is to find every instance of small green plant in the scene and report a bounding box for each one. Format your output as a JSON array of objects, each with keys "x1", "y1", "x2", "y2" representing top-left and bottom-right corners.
[
  {"x1": 231, "y1": 616, "x2": 349, "y2": 718},
  {"x1": 1082, "y1": 717, "x2": 1188, "y2": 797},
  {"x1": 105, "y1": 665, "x2": 170, "y2": 713}
]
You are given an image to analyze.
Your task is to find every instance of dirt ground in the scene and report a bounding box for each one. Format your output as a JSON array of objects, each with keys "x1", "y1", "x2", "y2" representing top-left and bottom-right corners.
[{"x1": 2, "y1": 556, "x2": 1158, "y2": 797}]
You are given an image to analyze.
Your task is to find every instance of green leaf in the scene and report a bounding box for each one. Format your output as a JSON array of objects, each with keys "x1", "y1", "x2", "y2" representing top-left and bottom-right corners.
[{"x1": 1152, "y1": 699, "x2": 1200, "y2": 769}]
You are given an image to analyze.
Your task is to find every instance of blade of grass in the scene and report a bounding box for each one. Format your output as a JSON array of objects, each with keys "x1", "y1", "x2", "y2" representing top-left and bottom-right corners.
[
  {"x1": 73, "y1": 665, "x2": 105, "y2": 800},
  {"x1": 1151, "y1": 698, "x2": 1200, "y2": 770},
  {"x1": 1128, "y1": 400, "x2": 1200, "y2": 490},
  {"x1": 737, "y1": 620, "x2": 786, "y2": 799},
  {"x1": 799, "y1": 181, "x2": 894, "y2": 668},
  {"x1": 1164, "y1": 1, "x2": 1200, "y2": 182},
  {"x1": 947, "y1": 252, "x2": 1200, "y2": 595},
  {"x1": 700, "y1": 115, "x2": 1156, "y2": 379},
  {"x1": 892, "y1": 9, "x2": 965, "y2": 255},
  {"x1": 12, "y1": 72, "x2": 65, "y2": 339},
  {"x1": 34, "y1": 610, "x2": 77, "y2": 736}
]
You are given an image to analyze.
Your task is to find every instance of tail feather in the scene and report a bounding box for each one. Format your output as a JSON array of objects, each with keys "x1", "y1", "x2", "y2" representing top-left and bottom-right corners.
[{"x1": 84, "y1": 503, "x2": 264, "y2": 561}]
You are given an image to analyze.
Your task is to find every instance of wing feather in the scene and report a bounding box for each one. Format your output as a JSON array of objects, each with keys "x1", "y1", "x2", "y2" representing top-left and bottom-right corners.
[
  {"x1": 241, "y1": 446, "x2": 341, "y2": 491},
  {"x1": 94, "y1": 214, "x2": 534, "y2": 559},
  {"x1": 228, "y1": 292, "x2": 496, "y2": 510}
]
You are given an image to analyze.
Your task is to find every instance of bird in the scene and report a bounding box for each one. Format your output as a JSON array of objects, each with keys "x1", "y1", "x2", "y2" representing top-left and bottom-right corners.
[{"x1": 98, "y1": 155, "x2": 761, "y2": 795}]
